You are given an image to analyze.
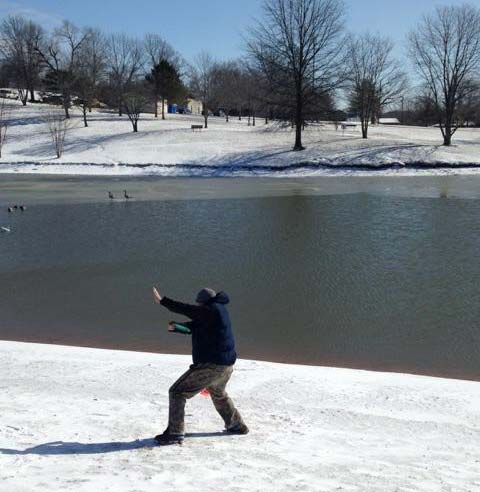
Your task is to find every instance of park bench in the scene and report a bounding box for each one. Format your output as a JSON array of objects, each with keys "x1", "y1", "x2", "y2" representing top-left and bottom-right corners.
[{"x1": 191, "y1": 124, "x2": 203, "y2": 131}]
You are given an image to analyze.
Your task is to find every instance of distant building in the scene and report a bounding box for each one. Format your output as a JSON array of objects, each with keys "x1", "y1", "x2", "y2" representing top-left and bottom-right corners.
[
  {"x1": 187, "y1": 98, "x2": 203, "y2": 115},
  {"x1": 155, "y1": 99, "x2": 169, "y2": 116},
  {"x1": 0, "y1": 88, "x2": 17, "y2": 99},
  {"x1": 154, "y1": 98, "x2": 203, "y2": 116},
  {"x1": 379, "y1": 117, "x2": 400, "y2": 125}
]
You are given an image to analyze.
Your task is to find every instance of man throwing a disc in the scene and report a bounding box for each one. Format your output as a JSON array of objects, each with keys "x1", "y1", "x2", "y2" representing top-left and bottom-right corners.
[{"x1": 152, "y1": 286, "x2": 248, "y2": 445}]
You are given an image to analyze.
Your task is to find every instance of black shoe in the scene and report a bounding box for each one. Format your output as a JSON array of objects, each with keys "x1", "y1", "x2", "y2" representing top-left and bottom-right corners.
[
  {"x1": 154, "y1": 432, "x2": 184, "y2": 446},
  {"x1": 226, "y1": 423, "x2": 249, "y2": 435}
]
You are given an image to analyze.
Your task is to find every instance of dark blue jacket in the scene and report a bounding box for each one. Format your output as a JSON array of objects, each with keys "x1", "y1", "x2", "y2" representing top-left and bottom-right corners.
[{"x1": 160, "y1": 292, "x2": 237, "y2": 366}]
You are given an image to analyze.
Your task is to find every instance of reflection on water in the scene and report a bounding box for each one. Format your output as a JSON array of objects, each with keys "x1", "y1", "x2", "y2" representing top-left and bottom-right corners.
[{"x1": 0, "y1": 176, "x2": 479, "y2": 380}]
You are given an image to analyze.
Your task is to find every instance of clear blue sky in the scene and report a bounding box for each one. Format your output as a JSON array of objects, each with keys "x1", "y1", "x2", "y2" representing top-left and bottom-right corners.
[{"x1": 0, "y1": 0, "x2": 475, "y2": 64}]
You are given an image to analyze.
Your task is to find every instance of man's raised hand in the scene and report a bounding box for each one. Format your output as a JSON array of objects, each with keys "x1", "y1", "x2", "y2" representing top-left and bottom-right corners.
[{"x1": 152, "y1": 286, "x2": 162, "y2": 304}]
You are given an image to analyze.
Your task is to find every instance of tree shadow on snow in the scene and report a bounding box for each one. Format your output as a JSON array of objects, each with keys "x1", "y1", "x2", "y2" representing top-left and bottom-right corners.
[
  {"x1": 11, "y1": 126, "x2": 195, "y2": 160},
  {"x1": 0, "y1": 432, "x2": 232, "y2": 455},
  {"x1": 329, "y1": 143, "x2": 442, "y2": 165}
]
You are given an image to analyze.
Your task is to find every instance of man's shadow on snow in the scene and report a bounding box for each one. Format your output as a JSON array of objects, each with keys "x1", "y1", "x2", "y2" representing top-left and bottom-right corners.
[{"x1": 0, "y1": 432, "x2": 228, "y2": 455}]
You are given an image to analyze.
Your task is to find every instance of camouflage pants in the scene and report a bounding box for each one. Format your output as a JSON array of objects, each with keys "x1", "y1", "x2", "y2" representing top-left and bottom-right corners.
[{"x1": 167, "y1": 363, "x2": 245, "y2": 435}]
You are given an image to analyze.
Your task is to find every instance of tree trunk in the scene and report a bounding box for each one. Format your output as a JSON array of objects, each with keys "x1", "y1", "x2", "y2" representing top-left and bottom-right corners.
[
  {"x1": 64, "y1": 100, "x2": 70, "y2": 119},
  {"x1": 253, "y1": 111, "x2": 256, "y2": 127},
  {"x1": 133, "y1": 121, "x2": 138, "y2": 132},
  {"x1": 226, "y1": 110, "x2": 229, "y2": 123},
  {"x1": 293, "y1": 92, "x2": 304, "y2": 151},
  {"x1": 361, "y1": 118, "x2": 368, "y2": 139},
  {"x1": 154, "y1": 95, "x2": 158, "y2": 118},
  {"x1": 443, "y1": 126, "x2": 452, "y2": 146},
  {"x1": 29, "y1": 89, "x2": 35, "y2": 103},
  {"x1": 162, "y1": 96, "x2": 165, "y2": 120},
  {"x1": 238, "y1": 106, "x2": 242, "y2": 120},
  {"x1": 204, "y1": 106, "x2": 208, "y2": 129},
  {"x1": 83, "y1": 106, "x2": 88, "y2": 127},
  {"x1": 443, "y1": 108, "x2": 454, "y2": 146},
  {"x1": 294, "y1": 122, "x2": 303, "y2": 150}
]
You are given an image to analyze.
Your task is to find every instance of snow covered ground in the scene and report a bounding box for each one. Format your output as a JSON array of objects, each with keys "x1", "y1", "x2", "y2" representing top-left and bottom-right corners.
[
  {"x1": 1, "y1": 341, "x2": 479, "y2": 492},
  {"x1": 2, "y1": 101, "x2": 480, "y2": 177}
]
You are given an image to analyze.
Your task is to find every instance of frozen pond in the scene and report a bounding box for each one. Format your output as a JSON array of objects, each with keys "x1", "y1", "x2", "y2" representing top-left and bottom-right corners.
[{"x1": 1, "y1": 175, "x2": 479, "y2": 379}]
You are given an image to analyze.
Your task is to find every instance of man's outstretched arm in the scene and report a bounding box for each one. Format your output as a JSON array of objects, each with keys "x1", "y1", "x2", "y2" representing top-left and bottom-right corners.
[
  {"x1": 161, "y1": 297, "x2": 204, "y2": 319},
  {"x1": 153, "y1": 286, "x2": 204, "y2": 319}
]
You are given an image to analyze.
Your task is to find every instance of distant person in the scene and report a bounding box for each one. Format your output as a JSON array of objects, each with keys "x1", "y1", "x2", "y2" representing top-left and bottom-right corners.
[{"x1": 152, "y1": 286, "x2": 249, "y2": 445}]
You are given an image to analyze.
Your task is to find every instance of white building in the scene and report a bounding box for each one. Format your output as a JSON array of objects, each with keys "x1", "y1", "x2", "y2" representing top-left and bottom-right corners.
[{"x1": 379, "y1": 117, "x2": 400, "y2": 125}]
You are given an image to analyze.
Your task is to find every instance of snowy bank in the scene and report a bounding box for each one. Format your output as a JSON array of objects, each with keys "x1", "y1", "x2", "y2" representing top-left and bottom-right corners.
[
  {"x1": 2, "y1": 102, "x2": 480, "y2": 177},
  {"x1": 1, "y1": 341, "x2": 479, "y2": 492}
]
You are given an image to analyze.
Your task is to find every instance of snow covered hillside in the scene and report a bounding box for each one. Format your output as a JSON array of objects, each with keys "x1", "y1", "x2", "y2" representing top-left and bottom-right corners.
[
  {"x1": 0, "y1": 341, "x2": 479, "y2": 491},
  {"x1": 2, "y1": 102, "x2": 480, "y2": 176}
]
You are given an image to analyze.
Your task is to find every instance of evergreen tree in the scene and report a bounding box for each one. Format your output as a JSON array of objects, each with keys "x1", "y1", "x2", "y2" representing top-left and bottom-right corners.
[{"x1": 145, "y1": 59, "x2": 185, "y2": 119}]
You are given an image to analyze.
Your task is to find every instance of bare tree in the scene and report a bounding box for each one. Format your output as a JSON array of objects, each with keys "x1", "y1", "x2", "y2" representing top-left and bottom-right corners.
[
  {"x1": 248, "y1": 0, "x2": 345, "y2": 150},
  {"x1": 410, "y1": 91, "x2": 438, "y2": 127},
  {"x1": 190, "y1": 52, "x2": 217, "y2": 129},
  {"x1": 457, "y1": 83, "x2": 480, "y2": 126},
  {"x1": 408, "y1": 4, "x2": 480, "y2": 146},
  {"x1": 45, "y1": 109, "x2": 72, "y2": 158},
  {"x1": 243, "y1": 66, "x2": 264, "y2": 127},
  {"x1": 106, "y1": 34, "x2": 144, "y2": 116},
  {"x1": 0, "y1": 99, "x2": 14, "y2": 157},
  {"x1": 16, "y1": 87, "x2": 28, "y2": 105},
  {"x1": 144, "y1": 33, "x2": 183, "y2": 69},
  {"x1": 0, "y1": 16, "x2": 44, "y2": 105},
  {"x1": 35, "y1": 21, "x2": 90, "y2": 118},
  {"x1": 213, "y1": 60, "x2": 241, "y2": 122},
  {"x1": 345, "y1": 33, "x2": 407, "y2": 139},
  {"x1": 74, "y1": 28, "x2": 107, "y2": 126},
  {"x1": 124, "y1": 90, "x2": 147, "y2": 132}
]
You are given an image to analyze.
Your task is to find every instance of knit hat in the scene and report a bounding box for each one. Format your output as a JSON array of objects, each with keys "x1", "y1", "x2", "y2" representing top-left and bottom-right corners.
[{"x1": 196, "y1": 288, "x2": 216, "y2": 303}]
